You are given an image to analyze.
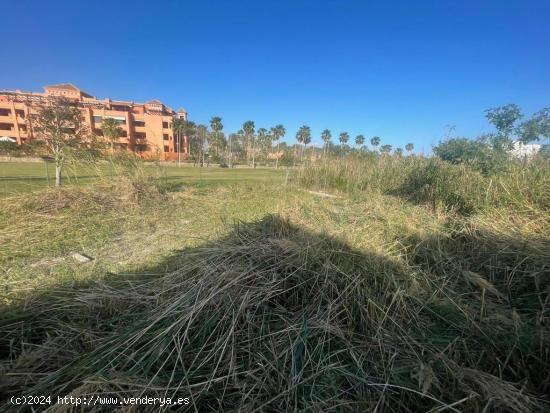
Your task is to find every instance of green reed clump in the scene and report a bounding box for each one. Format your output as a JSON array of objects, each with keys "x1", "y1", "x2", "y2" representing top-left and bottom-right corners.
[{"x1": 298, "y1": 155, "x2": 550, "y2": 214}]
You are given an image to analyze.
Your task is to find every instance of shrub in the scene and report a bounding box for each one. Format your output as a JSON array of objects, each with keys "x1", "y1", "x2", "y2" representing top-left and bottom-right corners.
[
  {"x1": 399, "y1": 159, "x2": 486, "y2": 213},
  {"x1": 0, "y1": 141, "x2": 19, "y2": 155},
  {"x1": 432, "y1": 137, "x2": 509, "y2": 175}
]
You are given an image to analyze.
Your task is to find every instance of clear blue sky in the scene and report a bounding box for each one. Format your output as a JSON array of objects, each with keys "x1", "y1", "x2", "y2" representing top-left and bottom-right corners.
[{"x1": 2, "y1": 0, "x2": 549, "y2": 152}]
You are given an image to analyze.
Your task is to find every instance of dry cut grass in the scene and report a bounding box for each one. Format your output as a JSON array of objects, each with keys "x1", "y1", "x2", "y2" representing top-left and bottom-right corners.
[{"x1": 1, "y1": 209, "x2": 549, "y2": 411}]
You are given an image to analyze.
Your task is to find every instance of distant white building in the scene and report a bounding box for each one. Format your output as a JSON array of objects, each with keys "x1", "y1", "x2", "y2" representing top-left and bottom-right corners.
[{"x1": 510, "y1": 141, "x2": 541, "y2": 158}]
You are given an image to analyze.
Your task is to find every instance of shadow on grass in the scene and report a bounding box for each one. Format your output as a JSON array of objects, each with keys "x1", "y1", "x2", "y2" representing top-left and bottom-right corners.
[{"x1": 0, "y1": 215, "x2": 548, "y2": 412}]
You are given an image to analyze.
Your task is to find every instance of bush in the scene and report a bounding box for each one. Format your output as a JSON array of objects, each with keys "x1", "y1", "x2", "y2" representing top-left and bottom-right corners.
[
  {"x1": 0, "y1": 141, "x2": 19, "y2": 156},
  {"x1": 399, "y1": 159, "x2": 486, "y2": 213},
  {"x1": 433, "y1": 137, "x2": 509, "y2": 175}
]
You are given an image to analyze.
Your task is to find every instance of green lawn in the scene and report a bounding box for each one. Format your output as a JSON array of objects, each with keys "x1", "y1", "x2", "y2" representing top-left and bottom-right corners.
[{"x1": 0, "y1": 161, "x2": 285, "y2": 196}]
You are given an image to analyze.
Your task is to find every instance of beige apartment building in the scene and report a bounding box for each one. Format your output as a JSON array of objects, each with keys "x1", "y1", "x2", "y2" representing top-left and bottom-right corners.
[{"x1": 0, "y1": 83, "x2": 189, "y2": 161}]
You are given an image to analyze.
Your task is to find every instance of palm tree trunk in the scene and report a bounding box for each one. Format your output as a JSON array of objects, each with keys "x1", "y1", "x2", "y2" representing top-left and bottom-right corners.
[
  {"x1": 177, "y1": 131, "x2": 181, "y2": 168},
  {"x1": 252, "y1": 140, "x2": 255, "y2": 168},
  {"x1": 229, "y1": 135, "x2": 233, "y2": 168}
]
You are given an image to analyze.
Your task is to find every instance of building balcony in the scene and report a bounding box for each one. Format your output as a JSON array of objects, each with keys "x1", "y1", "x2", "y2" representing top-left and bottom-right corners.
[
  {"x1": 0, "y1": 126, "x2": 14, "y2": 134},
  {"x1": 0, "y1": 115, "x2": 13, "y2": 123}
]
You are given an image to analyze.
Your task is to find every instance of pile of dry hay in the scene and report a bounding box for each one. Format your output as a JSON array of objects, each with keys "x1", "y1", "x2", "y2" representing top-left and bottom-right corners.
[{"x1": 1, "y1": 215, "x2": 548, "y2": 412}]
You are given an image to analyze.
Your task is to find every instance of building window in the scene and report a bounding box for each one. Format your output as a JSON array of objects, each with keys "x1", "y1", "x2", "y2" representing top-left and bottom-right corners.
[
  {"x1": 120, "y1": 130, "x2": 128, "y2": 137},
  {"x1": 0, "y1": 123, "x2": 12, "y2": 130},
  {"x1": 105, "y1": 116, "x2": 126, "y2": 125},
  {"x1": 135, "y1": 132, "x2": 146, "y2": 140},
  {"x1": 0, "y1": 109, "x2": 11, "y2": 116},
  {"x1": 94, "y1": 129, "x2": 103, "y2": 136},
  {"x1": 162, "y1": 121, "x2": 169, "y2": 129},
  {"x1": 164, "y1": 145, "x2": 169, "y2": 152},
  {"x1": 15, "y1": 109, "x2": 25, "y2": 118},
  {"x1": 134, "y1": 120, "x2": 145, "y2": 127},
  {"x1": 93, "y1": 116, "x2": 102, "y2": 123},
  {"x1": 163, "y1": 134, "x2": 169, "y2": 140}
]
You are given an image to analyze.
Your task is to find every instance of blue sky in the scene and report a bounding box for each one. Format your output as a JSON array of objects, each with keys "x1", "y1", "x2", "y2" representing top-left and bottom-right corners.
[{"x1": 1, "y1": 0, "x2": 549, "y2": 152}]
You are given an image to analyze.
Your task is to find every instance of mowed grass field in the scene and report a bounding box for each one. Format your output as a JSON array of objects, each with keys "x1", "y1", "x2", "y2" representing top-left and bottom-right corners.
[{"x1": 0, "y1": 161, "x2": 285, "y2": 196}]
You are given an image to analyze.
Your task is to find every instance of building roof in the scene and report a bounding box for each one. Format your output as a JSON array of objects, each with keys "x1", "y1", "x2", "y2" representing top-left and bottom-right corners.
[
  {"x1": 45, "y1": 83, "x2": 80, "y2": 91},
  {"x1": 145, "y1": 99, "x2": 163, "y2": 105},
  {"x1": 177, "y1": 107, "x2": 187, "y2": 113},
  {"x1": 44, "y1": 83, "x2": 94, "y2": 98}
]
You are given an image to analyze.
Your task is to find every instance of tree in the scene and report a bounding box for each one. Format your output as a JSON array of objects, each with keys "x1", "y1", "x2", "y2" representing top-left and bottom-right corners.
[
  {"x1": 339, "y1": 132, "x2": 349, "y2": 145},
  {"x1": 209, "y1": 116, "x2": 224, "y2": 160},
  {"x1": 296, "y1": 125, "x2": 312, "y2": 163},
  {"x1": 321, "y1": 129, "x2": 331, "y2": 158},
  {"x1": 355, "y1": 134, "x2": 365, "y2": 148},
  {"x1": 518, "y1": 108, "x2": 550, "y2": 145},
  {"x1": 485, "y1": 104, "x2": 523, "y2": 152},
  {"x1": 31, "y1": 97, "x2": 90, "y2": 187},
  {"x1": 172, "y1": 117, "x2": 187, "y2": 167},
  {"x1": 485, "y1": 104, "x2": 522, "y2": 137},
  {"x1": 380, "y1": 144, "x2": 392, "y2": 154},
  {"x1": 395, "y1": 147, "x2": 403, "y2": 157},
  {"x1": 338, "y1": 132, "x2": 349, "y2": 157},
  {"x1": 370, "y1": 136, "x2": 381, "y2": 152},
  {"x1": 101, "y1": 117, "x2": 123, "y2": 153},
  {"x1": 243, "y1": 121, "x2": 255, "y2": 168},
  {"x1": 270, "y1": 124, "x2": 286, "y2": 168},
  {"x1": 405, "y1": 142, "x2": 414, "y2": 154},
  {"x1": 196, "y1": 124, "x2": 208, "y2": 166},
  {"x1": 256, "y1": 128, "x2": 269, "y2": 163}
]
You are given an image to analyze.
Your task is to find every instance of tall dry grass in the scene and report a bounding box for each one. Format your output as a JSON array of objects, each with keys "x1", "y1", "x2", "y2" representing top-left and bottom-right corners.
[{"x1": 297, "y1": 155, "x2": 550, "y2": 214}]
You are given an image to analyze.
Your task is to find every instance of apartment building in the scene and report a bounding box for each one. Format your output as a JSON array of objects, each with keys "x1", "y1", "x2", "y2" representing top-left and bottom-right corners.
[{"x1": 0, "y1": 83, "x2": 189, "y2": 161}]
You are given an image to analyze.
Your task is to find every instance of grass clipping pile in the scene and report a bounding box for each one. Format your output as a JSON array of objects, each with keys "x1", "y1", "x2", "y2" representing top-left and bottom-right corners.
[
  {"x1": 2, "y1": 215, "x2": 548, "y2": 412},
  {"x1": 21, "y1": 177, "x2": 165, "y2": 214}
]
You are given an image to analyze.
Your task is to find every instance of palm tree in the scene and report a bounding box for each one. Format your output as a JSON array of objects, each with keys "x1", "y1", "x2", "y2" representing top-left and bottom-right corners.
[
  {"x1": 197, "y1": 124, "x2": 208, "y2": 166},
  {"x1": 172, "y1": 117, "x2": 186, "y2": 167},
  {"x1": 183, "y1": 120, "x2": 196, "y2": 162},
  {"x1": 101, "y1": 117, "x2": 123, "y2": 153},
  {"x1": 380, "y1": 144, "x2": 392, "y2": 154},
  {"x1": 371, "y1": 136, "x2": 381, "y2": 152},
  {"x1": 296, "y1": 125, "x2": 311, "y2": 163},
  {"x1": 405, "y1": 142, "x2": 414, "y2": 155},
  {"x1": 321, "y1": 129, "x2": 331, "y2": 159},
  {"x1": 355, "y1": 134, "x2": 365, "y2": 148},
  {"x1": 270, "y1": 124, "x2": 286, "y2": 168},
  {"x1": 339, "y1": 132, "x2": 349, "y2": 157},
  {"x1": 257, "y1": 128, "x2": 269, "y2": 164},
  {"x1": 339, "y1": 132, "x2": 349, "y2": 145},
  {"x1": 243, "y1": 121, "x2": 255, "y2": 168},
  {"x1": 209, "y1": 116, "x2": 223, "y2": 160}
]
